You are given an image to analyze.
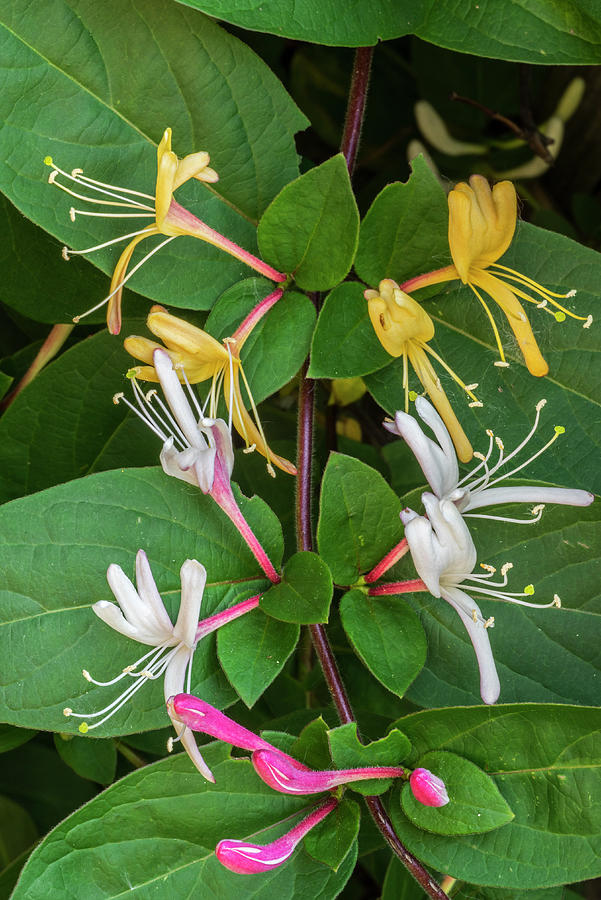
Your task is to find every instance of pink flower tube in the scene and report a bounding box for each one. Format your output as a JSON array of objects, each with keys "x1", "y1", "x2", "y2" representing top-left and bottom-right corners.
[
  {"x1": 252, "y1": 748, "x2": 406, "y2": 795},
  {"x1": 216, "y1": 797, "x2": 338, "y2": 874}
]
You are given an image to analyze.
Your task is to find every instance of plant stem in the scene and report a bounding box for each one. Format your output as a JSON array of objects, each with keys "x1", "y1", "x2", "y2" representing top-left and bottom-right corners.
[{"x1": 292, "y1": 44, "x2": 448, "y2": 900}]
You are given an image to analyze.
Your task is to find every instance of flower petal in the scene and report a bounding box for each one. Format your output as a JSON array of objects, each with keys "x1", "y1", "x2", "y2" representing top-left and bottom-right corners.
[
  {"x1": 441, "y1": 585, "x2": 501, "y2": 705},
  {"x1": 465, "y1": 485, "x2": 594, "y2": 511},
  {"x1": 386, "y1": 397, "x2": 459, "y2": 498},
  {"x1": 135, "y1": 550, "x2": 173, "y2": 633},
  {"x1": 153, "y1": 349, "x2": 205, "y2": 448},
  {"x1": 173, "y1": 560, "x2": 206, "y2": 647}
]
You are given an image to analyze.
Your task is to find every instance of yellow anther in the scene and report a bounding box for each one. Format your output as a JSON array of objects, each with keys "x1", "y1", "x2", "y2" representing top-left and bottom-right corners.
[
  {"x1": 267, "y1": 462, "x2": 276, "y2": 479},
  {"x1": 484, "y1": 616, "x2": 495, "y2": 629},
  {"x1": 112, "y1": 392, "x2": 124, "y2": 405},
  {"x1": 44, "y1": 155, "x2": 54, "y2": 166},
  {"x1": 501, "y1": 562, "x2": 513, "y2": 576},
  {"x1": 473, "y1": 451, "x2": 486, "y2": 461},
  {"x1": 465, "y1": 383, "x2": 479, "y2": 391},
  {"x1": 486, "y1": 429, "x2": 494, "y2": 438},
  {"x1": 554, "y1": 311, "x2": 566, "y2": 323},
  {"x1": 567, "y1": 289, "x2": 577, "y2": 298},
  {"x1": 145, "y1": 389, "x2": 158, "y2": 401},
  {"x1": 62, "y1": 247, "x2": 71, "y2": 261},
  {"x1": 536, "y1": 399, "x2": 547, "y2": 412},
  {"x1": 554, "y1": 425, "x2": 565, "y2": 435},
  {"x1": 584, "y1": 315, "x2": 593, "y2": 329},
  {"x1": 480, "y1": 563, "x2": 496, "y2": 573},
  {"x1": 495, "y1": 437, "x2": 505, "y2": 451},
  {"x1": 126, "y1": 367, "x2": 141, "y2": 380},
  {"x1": 524, "y1": 584, "x2": 535, "y2": 595},
  {"x1": 472, "y1": 609, "x2": 479, "y2": 623},
  {"x1": 243, "y1": 443, "x2": 257, "y2": 454},
  {"x1": 82, "y1": 669, "x2": 92, "y2": 682},
  {"x1": 123, "y1": 665, "x2": 136, "y2": 673},
  {"x1": 494, "y1": 361, "x2": 510, "y2": 368},
  {"x1": 532, "y1": 504, "x2": 545, "y2": 515},
  {"x1": 69, "y1": 208, "x2": 76, "y2": 222},
  {"x1": 71, "y1": 168, "x2": 83, "y2": 177},
  {"x1": 63, "y1": 707, "x2": 72, "y2": 717},
  {"x1": 553, "y1": 594, "x2": 561, "y2": 608},
  {"x1": 78, "y1": 722, "x2": 89, "y2": 734},
  {"x1": 536, "y1": 299, "x2": 548, "y2": 309},
  {"x1": 167, "y1": 737, "x2": 174, "y2": 753},
  {"x1": 469, "y1": 401, "x2": 483, "y2": 408}
]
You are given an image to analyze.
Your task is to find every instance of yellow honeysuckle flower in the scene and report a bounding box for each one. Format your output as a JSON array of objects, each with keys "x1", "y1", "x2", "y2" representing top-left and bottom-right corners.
[
  {"x1": 46, "y1": 128, "x2": 283, "y2": 334},
  {"x1": 365, "y1": 279, "x2": 479, "y2": 462},
  {"x1": 124, "y1": 305, "x2": 296, "y2": 477},
  {"x1": 401, "y1": 175, "x2": 591, "y2": 377}
]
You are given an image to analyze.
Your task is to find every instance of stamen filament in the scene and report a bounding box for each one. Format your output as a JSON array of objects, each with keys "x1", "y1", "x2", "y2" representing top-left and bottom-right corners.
[
  {"x1": 467, "y1": 281, "x2": 507, "y2": 364},
  {"x1": 421, "y1": 342, "x2": 481, "y2": 404},
  {"x1": 64, "y1": 226, "x2": 157, "y2": 257}
]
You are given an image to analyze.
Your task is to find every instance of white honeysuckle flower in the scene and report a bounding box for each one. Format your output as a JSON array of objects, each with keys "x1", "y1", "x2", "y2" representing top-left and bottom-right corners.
[
  {"x1": 63, "y1": 549, "x2": 215, "y2": 782},
  {"x1": 114, "y1": 347, "x2": 234, "y2": 495},
  {"x1": 402, "y1": 493, "x2": 562, "y2": 705},
  {"x1": 387, "y1": 395, "x2": 593, "y2": 522}
]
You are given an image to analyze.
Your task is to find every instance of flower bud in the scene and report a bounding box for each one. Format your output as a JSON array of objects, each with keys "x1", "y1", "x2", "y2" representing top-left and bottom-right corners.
[{"x1": 409, "y1": 767, "x2": 449, "y2": 807}]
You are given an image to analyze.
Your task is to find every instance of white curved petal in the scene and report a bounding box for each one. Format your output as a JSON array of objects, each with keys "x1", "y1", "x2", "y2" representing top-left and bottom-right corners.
[
  {"x1": 91, "y1": 600, "x2": 164, "y2": 645},
  {"x1": 174, "y1": 560, "x2": 207, "y2": 646},
  {"x1": 464, "y1": 485, "x2": 595, "y2": 512},
  {"x1": 441, "y1": 586, "x2": 501, "y2": 705},
  {"x1": 424, "y1": 494, "x2": 477, "y2": 577},
  {"x1": 154, "y1": 348, "x2": 204, "y2": 448},
  {"x1": 178, "y1": 725, "x2": 216, "y2": 782},
  {"x1": 106, "y1": 564, "x2": 154, "y2": 635},
  {"x1": 207, "y1": 418, "x2": 235, "y2": 479},
  {"x1": 160, "y1": 441, "x2": 200, "y2": 487},
  {"x1": 192, "y1": 448, "x2": 217, "y2": 494},
  {"x1": 404, "y1": 514, "x2": 443, "y2": 597},
  {"x1": 163, "y1": 645, "x2": 190, "y2": 700},
  {"x1": 135, "y1": 550, "x2": 174, "y2": 634},
  {"x1": 387, "y1": 398, "x2": 458, "y2": 498}
]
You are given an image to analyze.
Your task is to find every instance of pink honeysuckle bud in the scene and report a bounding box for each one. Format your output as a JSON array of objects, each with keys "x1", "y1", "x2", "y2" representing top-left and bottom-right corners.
[
  {"x1": 409, "y1": 767, "x2": 449, "y2": 807},
  {"x1": 252, "y1": 748, "x2": 406, "y2": 795},
  {"x1": 216, "y1": 797, "x2": 338, "y2": 874}
]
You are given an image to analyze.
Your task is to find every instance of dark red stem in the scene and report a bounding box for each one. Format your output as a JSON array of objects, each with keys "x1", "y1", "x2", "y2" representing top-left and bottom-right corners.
[
  {"x1": 340, "y1": 47, "x2": 374, "y2": 175},
  {"x1": 292, "y1": 45, "x2": 447, "y2": 900}
]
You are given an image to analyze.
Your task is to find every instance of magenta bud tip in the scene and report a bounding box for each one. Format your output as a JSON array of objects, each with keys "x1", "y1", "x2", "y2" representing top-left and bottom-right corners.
[
  {"x1": 215, "y1": 838, "x2": 294, "y2": 874},
  {"x1": 409, "y1": 768, "x2": 449, "y2": 807}
]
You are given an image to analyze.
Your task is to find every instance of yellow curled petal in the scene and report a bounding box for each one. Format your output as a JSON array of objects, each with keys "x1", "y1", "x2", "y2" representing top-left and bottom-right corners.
[
  {"x1": 123, "y1": 335, "x2": 166, "y2": 366},
  {"x1": 146, "y1": 308, "x2": 228, "y2": 365},
  {"x1": 106, "y1": 230, "x2": 157, "y2": 335},
  {"x1": 155, "y1": 151, "x2": 178, "y2": 229},
  {"x1": 472, "y1": 270, "x2": 548, "y2": 377},
  {"x1": 408, "y1": 346, "x2": 473, "y2": 462},
  {"x1": 157, "y1": 127, "x2": 172, "y2": 162},
  {"x1": 367, "y1": 283, "x2": 434, "y2": 357},
  {"x1": 448, "y1": 176, "x2": 517, "y2": 279},
  {"x1": 173, "y1": 151, "x2": 213, "y2": 190}
]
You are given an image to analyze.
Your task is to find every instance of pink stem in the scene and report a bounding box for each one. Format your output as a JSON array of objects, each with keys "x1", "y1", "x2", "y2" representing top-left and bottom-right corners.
[
  {"x1": 216, "y1": 797, "x2": 338, "y2": 874},
  {"x1": 368, "y1": 579, "x2": 427, "y2": 596},
  {"x1": 364, "y1": 538, "x2": 409, "y2": 583},
  {"x1": 0, "y1": 323, "x2": 74, "y2": 412},
  {"x1": 195, "y1": 595, "x2": 260, "y2": 640},
  {"x1": 399, "y1": 265, "x2": 458, "y2": 294},
  {"x1": 231, "y1": 289, "x2": 284, "y2": 347}
]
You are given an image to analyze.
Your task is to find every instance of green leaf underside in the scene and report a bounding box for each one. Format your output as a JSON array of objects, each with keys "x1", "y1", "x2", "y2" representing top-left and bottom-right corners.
[
  {"x1": 12, "y1": 747, "x2": 357, "y2": 899},
  {"x1": 389, "y1": 704, "x2": 601, "y2": 888},
  {"x1": 53, "y1": 734, "x2": 117, "y2": 784},
  {"x1": 258, "y1": 154, "x2": 359, "y2": 291},
  {"x1": 0, "y1": 468, "x2": 283, "y2": 733},
  {"x1": 401, "y1": 750, "x2": 514, "y2": 835},
  {"x1": 172, "y1": 0, "x2": 601, "y2": 63},
  {"x1": 340, "y1": 590, "x2": 427, "y2": 702},
  {"x1": 327, "y1": 722, "x2": 411, "y2": 796},
  {"x1": 317, "y1": 453, "x2": 402, "y2": 584},
  {"x1": 0, "y1": 0, "x2": 306, "y2": 311},
  {"x1": 260, "y1": 551, "x2": 333, "y2": 624}
]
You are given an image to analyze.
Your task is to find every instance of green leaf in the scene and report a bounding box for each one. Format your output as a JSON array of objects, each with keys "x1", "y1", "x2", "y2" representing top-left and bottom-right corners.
[
  {"x1": 53, "y1": 734, "x2": 117, "y2": 784},
  {"x1": 389, "y1": 704, "x2": 601, "y2": 888},
  {"x1": 308, "y1": 282, "x2": 392, "y2": 379},
  {"x1": 340, "y1": 590, "x2": 427, "y2": 702},
  {"x1": 12, "y1": 746, "x2": 357, "y2": 899},
  {"x1": 206, "y1": 280, "x2": 316, "y2": 403},
  {"x1": 0, "y1": 725, "x2": 36, "y2": 754},
  {"x1": 394, "y1": 490, "x2": 601, "y2": 708},
  {"x1": 218, "y1": 609, "x2": 299, "y2": 707},
  {"x1": 0, "y1": 468, "x2": 283, "y2": 733},
  {"x1": 304, "y1": 797, "x2": 360, "y2": 871},
  {"x1": 317, "y1": 453, "x2": 402, "y2": 585},
  {"x1": 0, "y1": 796, "x2": 37, "y2": 870},
  {"x1": 381, "y1": 856, "x2": 429, "y2": 900},
  {"x1": 327, "y1": 722, "x2": 411, "y2": 796},
  {"x1": 0, "y1": 328, "x2": 158, "y2": 504},
  {"x1": 261, "y1": 552, "x2": 333, "y2": 624},
  {"x1": 291, "y1": 717, "x2": 333, "y2": 770},
  {"x1": 0, "y1": 369, "x2": 12, "y2": 401},
  {"x1": 401, "y1": 750, "x2": 514, "y2": 835},
  {"x1": 355, "y1": 156, "x2": 449, "y2": 288},
  {"x1": 0, "y1": 0, "x2": 306, "y2": 314},
  {"x1": 258, "y1": 155, "x2": 359, "y2": 291}
]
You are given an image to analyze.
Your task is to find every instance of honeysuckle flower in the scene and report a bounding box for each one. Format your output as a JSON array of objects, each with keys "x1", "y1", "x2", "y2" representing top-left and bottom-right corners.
[
  {"x1": 409, "y1": 768, "x2": 449, "y2": 807},
  {"x1": 364, "y1": 278, "x2": 480, "y2": 462},
  {"x1": 124, "y1": 304, "x2": 295, "y2": 477},
  {"x1": 402, "y1": 493, "x2": 563, "y2": 704},
  {"x1": 252, "y1": 748, "x2": 406, "y2": 795},
  {"x1": 400, "y1": 175, "x2": 592, "y2": 376},
  {"x1": 45, "y1": 128, "x2": 285, "y2": 333},
  {"x1": 387, "y1": 395, "x2": 594, "y2": 521},
  {"x1": 115, "y1": 348, "x2": 281, "y2": 583},
  {"x1": 216, "y1": 797, "x2": 338, "y2": 875},
  {"x1": 415, "y1": 100, "x2": 486, "y2": 157}
]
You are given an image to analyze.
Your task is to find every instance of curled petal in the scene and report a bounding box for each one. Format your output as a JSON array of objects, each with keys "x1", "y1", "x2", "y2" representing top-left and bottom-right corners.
[
  {"x1": 442, "y1": 586, "x2": 501, "y2": 705},
  {"x1": 174, "y1": 559, "x2": 207, "y2": 647},
  {"x1": 135, "y1": 550, "x2": 173, "y2": 633},
  {"x1": 464, "y1": 485, "x2": 594, "y2": 512}
]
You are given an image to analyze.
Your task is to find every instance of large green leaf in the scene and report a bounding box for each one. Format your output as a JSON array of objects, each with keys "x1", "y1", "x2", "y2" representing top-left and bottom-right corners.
[
  {"x1": 389, "y1": 704, "x2": 601, "y2": 889},
  {"x1": 260, "y1": 551, "x2": 333, "y2": 624},
  {"x1": 0, "y1": 468, "x2": 283, "y2": 733},
  {"x1": 0, "y1": 0, "x2": 306, "y2": 315},
  {"x1": 0, "y1": 328, "x2": 158, "y2": 504},
  {"x1": 12, "y1": 745, "x2": 357, "y2": 898},
  {"x1": 174, "y1": 0, "x2": 601, "y2": 63},
  {"x1": 339, "y1": 589, "x2": 427, "y2": 702},
  {"x1": 258, "y1": 155, "x2": 359, "y2": 291},
  {"x1": 317, "y1": 453, "x2": 402, "y2": 585}
]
